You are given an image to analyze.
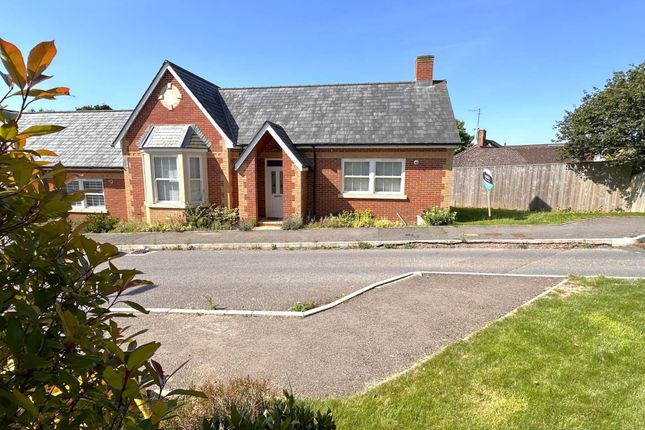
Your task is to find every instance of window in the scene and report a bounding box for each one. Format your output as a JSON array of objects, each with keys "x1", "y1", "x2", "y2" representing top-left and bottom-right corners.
[
  {"x1": 342, "y1": 159, "x2": 405, "y2": 196},
  {"x1": 63, "y1": 179, "x2": 105, "y2": 209},
  {"x1": 153, "y1": 157, "x2": 179, "y2": 202},
  {"x1": 188, "y1": 157, "x2": 203, "y2": 203}
]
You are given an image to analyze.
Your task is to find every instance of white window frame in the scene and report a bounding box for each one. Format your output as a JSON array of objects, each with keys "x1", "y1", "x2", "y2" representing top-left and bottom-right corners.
[
  {"x1": 64, "y1": 179, "x2": 107, "y2": 212},
  {"x1": 340, "y1": 158, "x2": 407, "y2": 200},
  {"x1": 152, "y1": 155, "x2": 181, "y2": 203},
  {"x1": 188, "y1": 156, "x2": 205, "y2": 204}
]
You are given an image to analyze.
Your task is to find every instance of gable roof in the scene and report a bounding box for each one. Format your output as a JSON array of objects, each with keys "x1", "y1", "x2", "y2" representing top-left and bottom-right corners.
[
  {"x1": 454, "y1": 144, "x2": 569, "y2": 168},
  {"x1": 112, "y1": 61, "x2": 235, "y2": 149},
  {"x1": 114, "y1": 61, "x2": 460, "y2": 149},
  {"x1": 137, "y1": 124, "x2": 211, "y2": 149},
  {"x1": 21, "y1": 110, "x2": 130, "y2": 168},
  {"x1": 234, "y1": 121, "x2": 311, "y2": 171},
  {"x1": 219, "y1": 80, "x2": 460, "y2": 146}
]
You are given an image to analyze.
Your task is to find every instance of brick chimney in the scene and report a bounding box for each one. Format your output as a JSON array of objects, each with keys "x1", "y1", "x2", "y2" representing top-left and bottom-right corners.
[
  {"x1": 477, "y1": 129, "x2": 487, "y2": 147},
  {"x1": 415, "y1": 55, "x2": 434, "y2": 82}
]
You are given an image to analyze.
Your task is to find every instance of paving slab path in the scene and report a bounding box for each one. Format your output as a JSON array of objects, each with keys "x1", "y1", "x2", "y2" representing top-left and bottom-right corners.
[
  {"x1": 91, "y1": 216, "x2": 645, "y2": 247},
  {"x1": 126, "y1": 273, "x2": 562, "y2": 397}
]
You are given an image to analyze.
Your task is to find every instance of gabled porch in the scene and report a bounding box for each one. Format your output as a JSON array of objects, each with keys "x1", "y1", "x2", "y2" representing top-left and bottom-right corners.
[{"x1": 234, "y1": 122, "x2": 311, "y2": 222}]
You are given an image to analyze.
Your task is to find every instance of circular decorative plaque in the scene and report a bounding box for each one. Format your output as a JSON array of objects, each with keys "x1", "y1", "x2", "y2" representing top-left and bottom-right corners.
[{"x1": 158, "y1": 83, "x2": 182, "y2": 110}]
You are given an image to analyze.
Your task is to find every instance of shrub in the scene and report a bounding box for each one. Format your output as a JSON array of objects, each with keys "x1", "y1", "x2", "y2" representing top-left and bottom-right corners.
[
  {"x1": 238, "y1": 219, "x2": 255, "y2": 231},
  {"x1": 281, "y1": 217, "x2": 303, "y2": 230},
  {"x1": 83, "y1": 213, "x2": 119, "y2": 232},
  {"x1": 112, "y1": 218, "x2": 148, "y2": 233},
  {"x1": 308, "y1": 210, "x2": 402, "y2": 228},
  {"x1": 185, "y1": 205, "x2": 239, "y2": 230},
  {"x1": 0, "y1": 39, "x2": 194, "y2": 429},
  {"x1": 201, "y1": 391, "x2": 335, "y2": 430},
  {"x1": 421, "y1": 207, "x2": 457, "y2": 226},
  {"x1": 167, "y1": 378, "x2": 273, "y2": 430}
]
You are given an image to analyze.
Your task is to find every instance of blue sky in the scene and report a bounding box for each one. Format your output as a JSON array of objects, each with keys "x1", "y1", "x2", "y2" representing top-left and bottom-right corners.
[{"x1": 4, "y1": 0, "x2": 644, "y2": 145}]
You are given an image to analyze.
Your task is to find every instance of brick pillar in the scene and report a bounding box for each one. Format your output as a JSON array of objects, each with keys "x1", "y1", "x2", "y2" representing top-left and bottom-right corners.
[{"x1": 237, "y1": 153, "x2": 258, "y2": 222}]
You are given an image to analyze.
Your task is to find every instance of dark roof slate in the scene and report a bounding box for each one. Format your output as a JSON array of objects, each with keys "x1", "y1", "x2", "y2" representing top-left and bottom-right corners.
[
  {"x1": 21, "y1": 110, "x2": 130, "y2": 168},
  {"x1": 218, "y1": 80, "x2": 460, "y2": 146},
  {"x1": 265, "y1": 121, "x2": 311, "y2": 168},
  {"x1": 454, "y1": 144, "x2": 569, "y2": 168},
  {"x1": 168, "y1": 61, "x2": 234, "y2": 143}
]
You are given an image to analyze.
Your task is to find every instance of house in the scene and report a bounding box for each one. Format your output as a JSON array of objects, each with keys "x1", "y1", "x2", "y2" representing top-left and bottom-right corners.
[
  {"x1": 23, "y1": 55, "x2": 460, "y2": 223},
  {"x1": 452, "y1": 129, "x2": 637, "y2": 211}
]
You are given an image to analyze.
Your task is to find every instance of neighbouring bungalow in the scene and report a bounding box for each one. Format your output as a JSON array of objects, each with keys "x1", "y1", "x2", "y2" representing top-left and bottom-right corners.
[{"x1": 23, "y1": 55, "x2": 460, "y2": 224}]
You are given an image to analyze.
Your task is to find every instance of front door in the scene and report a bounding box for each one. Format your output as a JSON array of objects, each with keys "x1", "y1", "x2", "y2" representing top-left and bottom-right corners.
[{"x1": 265, "y1": 159, "x2": 283, "y2": 219}]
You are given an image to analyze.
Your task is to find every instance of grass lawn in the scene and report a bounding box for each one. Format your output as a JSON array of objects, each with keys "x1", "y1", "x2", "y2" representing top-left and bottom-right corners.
[
  {"x1": 453, "y1": 207, "x2": 645, "y2": 225},
  {"x1": 315, "y1": 277, "x2": 645, "y2": 429}
]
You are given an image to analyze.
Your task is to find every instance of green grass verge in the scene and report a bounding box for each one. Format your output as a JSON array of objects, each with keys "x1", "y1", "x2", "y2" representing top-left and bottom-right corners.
[
  {"x1": 315, "y1": 277, "x2": 645, "y2": 429},
  {"x1": 453, "y1": 207, "x2": 645, "y2": 225}
]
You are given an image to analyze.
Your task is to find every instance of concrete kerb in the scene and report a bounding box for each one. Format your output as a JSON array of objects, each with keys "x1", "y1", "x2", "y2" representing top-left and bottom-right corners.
[
  {"x1": 110, "y1": 270, "x2": 645, "y2": 318},
  {"x1": 112, "y1": 234, "x2": 645, "y2": 253}
]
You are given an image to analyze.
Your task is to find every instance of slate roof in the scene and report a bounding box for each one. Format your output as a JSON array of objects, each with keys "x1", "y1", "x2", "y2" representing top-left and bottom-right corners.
[
  {"x1": 137, "y1": 124, "x2": 211, "y2": 149},
  {"x1": 454, "y1": 144, "x2": 569, "y2": 168},
  {"x1": 264, "y1": 122, "x2": 312, "y2": 168},
  {"x1": 169, "y1": 62, "x2": 234, "y2": 142},
  {"x1": 217, "y1": 80, "x2": 460, "y2": 146},
  {"x1": 21, "y1": 110, "x2": 130, "y2": 168}
]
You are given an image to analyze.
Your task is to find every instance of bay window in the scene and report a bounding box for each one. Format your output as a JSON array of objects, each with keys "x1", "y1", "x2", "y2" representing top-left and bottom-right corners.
[{"x1": 342, "y1": 159, "x2": 405, "y2": 198}]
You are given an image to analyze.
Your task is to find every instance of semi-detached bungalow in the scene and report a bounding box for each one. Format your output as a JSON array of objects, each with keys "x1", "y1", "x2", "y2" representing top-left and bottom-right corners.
[{"x1": 22, "y1": 55, "x2": 460, "y2": 224}]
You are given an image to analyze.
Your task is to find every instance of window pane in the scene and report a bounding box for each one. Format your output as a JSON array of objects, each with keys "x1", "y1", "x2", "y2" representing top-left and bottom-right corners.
[
  {"x1": 375, "y1": 178, "x2": 402, "y2": 193},
  {"x1": 376, "y1": 161, "x2": 402, "y2": 177},
  {"x1": 345, "y1": 161, "x2": 369, "y2": 177},
  {"x1": 190, "y1": 179, "x2": 202, "y2": 202},
  {"x1": 157, "y1": 180, "x2": 179, "y2": 201},
  {"x1": 63, "y1": 181, "x2": 80, "y2": 192},
  {"x1": 344, "y1": 177, "x2": 370, "y2": 192},
  {"x1": 85, "y1": 194, "x2": 105, "y2": 207},
  {"x1": 271, "y1": 171, "x2": 276, "y2": 194},
  {"x1": 279, "y1": 171, "x2": 283, "y2": 194},
  {"x1": 267, "y1": 159, "x2": 283, "y2": 167},
  {"x1": 154, "y1": 157, "x2": 177, "y2": 179},
  {"x1": 82, "y1": 180, "x2": 104, "y2": 192},
  {"x1": 189, "y1": 158, "x2": 201, "y2": 179}
]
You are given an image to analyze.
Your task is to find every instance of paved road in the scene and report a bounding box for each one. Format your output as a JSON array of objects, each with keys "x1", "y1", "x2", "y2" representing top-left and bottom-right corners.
[
  {"x1": 127, "y1": 273, "x2": 562, "y2": 396},
  {"x1": 113, "y1": 246, "x2": 645, "y2": 310}
]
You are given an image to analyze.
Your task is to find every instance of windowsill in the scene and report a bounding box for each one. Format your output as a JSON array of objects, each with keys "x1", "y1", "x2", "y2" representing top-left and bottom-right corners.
[
  {"x1": 70, "y1": 207, "x2": 108, "y2": 214},
  {"x1": 145, "y1": 201, "x2": 187, "y2": 209},
  {"x1": 339, "y1": 193, "x2": 408, "y2": 200}
]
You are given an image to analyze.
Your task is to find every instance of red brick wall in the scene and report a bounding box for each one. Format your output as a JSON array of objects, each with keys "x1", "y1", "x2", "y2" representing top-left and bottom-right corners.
[
  {"x1": 312, "y1": 148, "x2": 452, "y2": 223},
  {"x1": 122, "y1": 70, "x2": 230, "y2": 220}
]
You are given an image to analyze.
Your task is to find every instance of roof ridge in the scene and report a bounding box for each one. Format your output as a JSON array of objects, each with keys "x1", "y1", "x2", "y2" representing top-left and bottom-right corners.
[
  {"x1": 23, "y1": 109, "x2": 133, "y2": 114},
  {"x1": 164, "y1": 60, "x2": 221, "y2": 89},
  {"x1": 220, "y1": 80, "x2": 446, "y2": 91}
]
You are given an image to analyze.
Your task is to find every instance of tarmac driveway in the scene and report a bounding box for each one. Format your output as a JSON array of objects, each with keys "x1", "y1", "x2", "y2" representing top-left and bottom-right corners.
[{"x1": 126, "y1": 273, "x2": 562, "y2": 397}]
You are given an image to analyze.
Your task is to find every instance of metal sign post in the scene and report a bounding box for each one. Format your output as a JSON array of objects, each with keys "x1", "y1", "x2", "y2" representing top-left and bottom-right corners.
[{"x1": 482, "y1": 168, "x2": 494, "y2": 218}]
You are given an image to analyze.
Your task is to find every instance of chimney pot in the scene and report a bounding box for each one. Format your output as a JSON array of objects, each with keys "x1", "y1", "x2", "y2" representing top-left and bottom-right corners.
[{"x1": 415, "y1": 55, "x2": 434, "y2": 82}]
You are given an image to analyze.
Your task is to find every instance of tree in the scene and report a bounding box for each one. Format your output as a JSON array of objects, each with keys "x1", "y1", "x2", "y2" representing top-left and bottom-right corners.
[
  {"x1": 455, "y1": 119, "x2": 474, "y2": 153},
  {"x1": 76, "y1": 104, "x2": 112, "y2": 110},
  {"x1": 0, "y1": 39, "x2": 197, "y2": 429},
  {"x1": 556, "y1": 61, "x2": 645, "y2": 171}
]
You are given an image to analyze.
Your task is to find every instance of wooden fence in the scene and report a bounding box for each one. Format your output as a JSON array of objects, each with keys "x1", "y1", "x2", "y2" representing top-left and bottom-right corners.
[{"x1": 452, "y1": 162, "x2": 645, "y2": 212}]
